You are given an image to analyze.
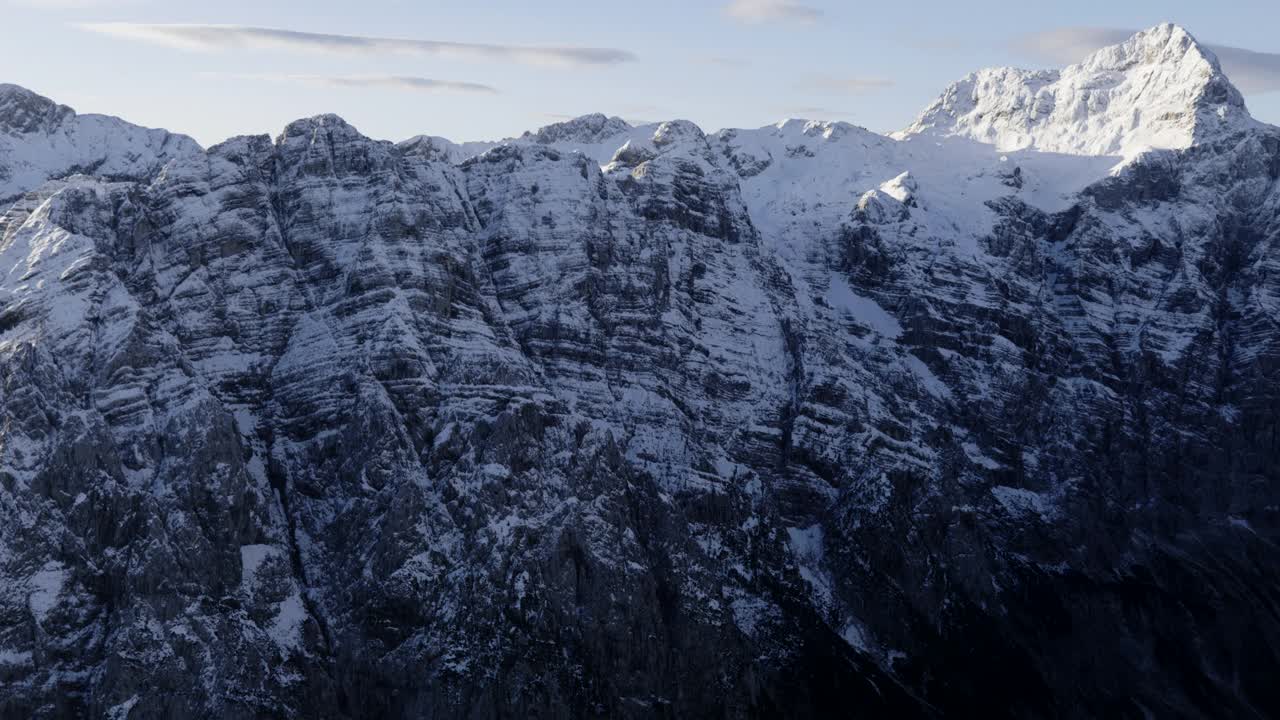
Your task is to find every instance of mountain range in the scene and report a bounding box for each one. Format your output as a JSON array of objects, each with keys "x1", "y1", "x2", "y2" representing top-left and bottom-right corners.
[{"x1": 0, "y1": 23, "x2": 1277, "y2": 718}]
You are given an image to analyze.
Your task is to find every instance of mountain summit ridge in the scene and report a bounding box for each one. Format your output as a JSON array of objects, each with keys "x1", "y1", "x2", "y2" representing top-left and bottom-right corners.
[
  {"x1": 1, "y1": 25, "x2": 1262, "y2": 183},
  {"x1": 898, "y1": 23, "x2": 1255, "y2": 157},
  {"x1": 0, "y1": 83, "x2": 75, "y2": 136}
]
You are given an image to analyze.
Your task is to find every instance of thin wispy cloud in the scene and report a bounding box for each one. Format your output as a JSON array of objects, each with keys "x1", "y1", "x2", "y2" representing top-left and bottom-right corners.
[
  {"x1": 80, "y1": 23, "x2": 637, "y2": 67},
  {"x1": 1015, "y1": 27, "x2": 1280, "y2": 94},
  {"x1": 205, "y1": 73, "x2": 498, "y2": 94},
  {"x1": 1014, "y1": 27, "x2": 1152, "y2": 66},
  {"x1": 1216, "y1": 46, "x2": 1280, "y2": 93},
  {"x1": 724, "y1": 0, "x2": 823, "y2": 24}
]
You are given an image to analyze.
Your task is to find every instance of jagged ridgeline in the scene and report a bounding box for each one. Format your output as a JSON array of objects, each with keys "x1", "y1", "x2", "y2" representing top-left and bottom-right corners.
[{"x1": 1, "y1": 23, "x2": 1278, "y2": 719}]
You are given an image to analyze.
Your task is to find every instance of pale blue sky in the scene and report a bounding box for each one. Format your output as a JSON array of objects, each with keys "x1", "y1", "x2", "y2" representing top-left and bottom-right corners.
[{"x1": 3, "y1": 0, "x2": 1278, "y2": 147}]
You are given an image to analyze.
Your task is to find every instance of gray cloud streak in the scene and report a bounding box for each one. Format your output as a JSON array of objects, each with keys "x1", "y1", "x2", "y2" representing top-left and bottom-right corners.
[
  {"x1": 205, "y1": 73, "x2": 499, "y2": 94},
  {"x1": 1015, "y1": 27, "x2": 1280, "y2": 94},
  {"x1": 81, "y1": 23, "x2": 637, "y2": 67}
]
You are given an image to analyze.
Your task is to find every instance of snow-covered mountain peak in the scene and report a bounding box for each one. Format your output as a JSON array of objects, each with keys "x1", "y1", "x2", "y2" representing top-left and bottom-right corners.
[
  {"x1": 0, "y1": 83, "x2": 201, "y2": 203},
  {"x1": 523, "y1": 113, "x2": 632, "y2": 145},
  {"x1": 398, "y1": 134, "x2": 463, "y2": 161},
  {"x1": 599, "y1": 120, "x2": 708, "y2": 170},
  {"x1": 398, "y1": 134, "x2": 500, "y2": 164},
  {"x1": 772, "y1": 118, "x2": 862, "y2": 142},
  {"x1": 0, "y1": 84, "x2": 74, "y2": 136},
  {"x1": 652, "y1": 119, "x2": 704, "y2": 147},
  {"x1": 278, "y1": 113, "x2": 369, "y2": 145},
  {"x1": 899, "y1": 23, "x2": 1254, "y2": 158}
]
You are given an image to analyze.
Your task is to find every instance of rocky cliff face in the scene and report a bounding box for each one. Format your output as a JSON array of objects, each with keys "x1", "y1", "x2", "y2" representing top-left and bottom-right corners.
[{"x1": 0, "y1": 24, "x2": 1277, "y2": 719}]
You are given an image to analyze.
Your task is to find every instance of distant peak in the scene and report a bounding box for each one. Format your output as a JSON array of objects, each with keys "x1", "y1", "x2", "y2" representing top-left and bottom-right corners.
[
  {"x1": 652, "y1": 119, "x2": 704, "y2": 146},
  {"x1": 1078, "y1": 24, "x2": 1230, "y2": 89},
  {"x1": 1126, "y1": 23, "x2": 1196, "y2": 49},
  {"x1": 525, "y1": 114, "x2": 632, "y2": 145},
  {"x1": 900, "y1": 24, "x2": 1251, "y2": 158},
  {"x1": 278, "y1": 114, "x2": 367, "y2": 144},
  {"x1": 0, "y1": 83, "x2": 39, "y2": 100},
  {"x1": 0, "y1": 83, "x2": 75, "y2": 136},
  {"x1": 771, "y1": 118, "x2": 863, "y2": 141},
  {"x1": 0, "y1": 83, "x2": 54, "y2": 105},
  {"x1": 1122, "y1": 23, "x2": 1207, "y2": 60},
  {"x1": 398, "y1": 134, "x2": 459, "y2": 160},
  {"x1": 1080, "y1": 23, "x2": 1245, "y2": 110}
]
